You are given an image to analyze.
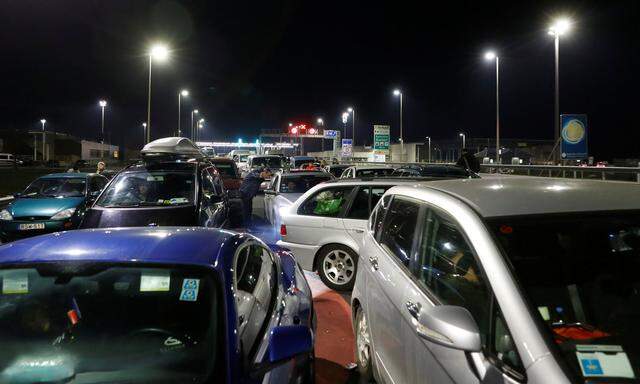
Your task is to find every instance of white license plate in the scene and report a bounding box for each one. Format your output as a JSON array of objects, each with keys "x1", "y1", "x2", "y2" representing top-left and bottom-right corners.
[{"x1": 19, "y1": 223, "x2": 45, "y2": 230}]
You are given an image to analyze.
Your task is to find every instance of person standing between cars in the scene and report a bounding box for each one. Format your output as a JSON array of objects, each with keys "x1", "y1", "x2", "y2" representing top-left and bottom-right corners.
[
  {"x1": 96, "y1": 161, "x2": 106, "y2": 175},
  {"x1": 239, "y1": 167, "x2": 272, "y2": 227},
  {"x1": 456, "y1": 148, "x2": 480, "y2": 173}
]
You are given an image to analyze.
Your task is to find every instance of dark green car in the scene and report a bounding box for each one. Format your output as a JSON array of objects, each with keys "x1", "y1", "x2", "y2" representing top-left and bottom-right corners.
[{"x1": 0, "y1": 172, "x2": 108, "y2": 242}]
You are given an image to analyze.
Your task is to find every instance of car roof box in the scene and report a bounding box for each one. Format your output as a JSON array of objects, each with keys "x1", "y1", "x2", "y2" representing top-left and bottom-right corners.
[{"x1": 140, "y1": 137, "x2": 203, "y2": 160}]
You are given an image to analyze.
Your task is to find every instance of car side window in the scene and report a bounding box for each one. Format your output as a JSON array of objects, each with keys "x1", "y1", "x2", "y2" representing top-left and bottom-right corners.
[
  {"x1": 414, "y1": 207, "x2": 492, "y2": 344},
  {"x1": 201, "y1": 169, "x2": 216, "y2": 196},
  {"x1": 379, "y1": 196, "x2": 421, "y2": 267},
  {"x1": 372, "y1": 194, "x2": 392, "y2": 239},
  {"x1": 270, "y1": 175, "x2": 280, "y2": 191},
  {"x1": 346, "y1": 187, "x2": 370, "y2": 220},
  {"x1": 298, "y1": 186, "x2": 354, "y2": 217},
  {"x1": 89, "y1": 176, "x2": 107, "y2": 193},
  {"x1": 207, "y1": 169, "x2": 224, "y2": 196},
  {"x1": 492, "y1": 309, "x2": 524, "y2": 374},
  {"x1": 234, "y1": 244, "x2": 277, "y2": 355}
]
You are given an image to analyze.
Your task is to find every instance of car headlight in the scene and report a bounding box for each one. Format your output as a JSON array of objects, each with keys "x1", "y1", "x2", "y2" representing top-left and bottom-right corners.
[
  {"x1": 0, "y1": 209, "x2": 13, "y2": 221},
  {"x1": 50, "y1": 208, "x2": 76, "y2": 220}
]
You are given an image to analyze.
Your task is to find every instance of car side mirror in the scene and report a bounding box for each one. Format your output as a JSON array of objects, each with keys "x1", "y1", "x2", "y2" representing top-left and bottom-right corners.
[
  {"x1": 251, "y1": 325, "x2": 312, "y2": 378},
  {"x1": 415, "y1": 305, "x2": 481, "y2": 352}
]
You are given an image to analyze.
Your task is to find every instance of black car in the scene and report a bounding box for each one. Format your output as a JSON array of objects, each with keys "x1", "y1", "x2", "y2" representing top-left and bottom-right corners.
[{"x1": 80, "y1": 138, "x2": 230, "y2": 229}]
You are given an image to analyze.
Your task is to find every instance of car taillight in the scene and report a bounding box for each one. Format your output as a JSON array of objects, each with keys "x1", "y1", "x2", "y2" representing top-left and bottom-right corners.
[{"x1": 280, "y1": 224, "x2": 287, "y2": 236}]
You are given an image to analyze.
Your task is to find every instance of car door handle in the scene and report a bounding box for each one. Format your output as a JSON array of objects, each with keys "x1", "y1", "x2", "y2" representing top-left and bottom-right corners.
[
  {"x1": 405, "y1": 300, "x2": 422, "y2": 320},
  {"x1": 368, "y1": 256, "x2": 379, "y2": 270},
  {"x1": 350, "y1": 229, "x2": 364, "y2": 233}
]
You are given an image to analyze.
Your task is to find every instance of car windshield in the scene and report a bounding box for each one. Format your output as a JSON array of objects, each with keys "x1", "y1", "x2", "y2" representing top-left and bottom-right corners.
[
  {"x1": 252, "y1": 157, "x2": 282, "y2": 169},
  {"x1": 293, "y1": 159, "x2": 314, "y2": 167},
  {"x1": 23, "y1": 178, "x2": 86, "y2": 198},
  {"x1": 212, "y1": 163, "x2": 237, "y2": 178},
  {"x1": 488, "y1": 213, "x2": 640, "y2": 382},
  {"x1": 0, "y1": 265, "x2": 221, "y2": 384},
  {"x1": 279, "y1": 175, "x2": 332, "y2": 193},
  {"x1": 356, "y1": 168, "x2": 394, "y2": 177},
  {"x1": 327, "y1": 167, "x2": 347, "y2": 178},
  {"x1": 96, "y1": 171, "x2": 195, "y2": 207}
]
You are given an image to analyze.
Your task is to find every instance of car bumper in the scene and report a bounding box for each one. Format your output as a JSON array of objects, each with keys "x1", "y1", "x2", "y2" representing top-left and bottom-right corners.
[
  {"x1": 0, "y1": 219, "x2": 75, "y2": 242},
  {"x1": 276, "y1": 240, "x2": 319, "y2": 271}
]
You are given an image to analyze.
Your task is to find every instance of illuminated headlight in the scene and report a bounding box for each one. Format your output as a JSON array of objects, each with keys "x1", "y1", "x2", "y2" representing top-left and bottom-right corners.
[
  {"x1": 0, "y1": 209, "x2": 13, "y2": 221},
  {"x1": 51, "y1": 208, "x2": 76, "y2": 220}
]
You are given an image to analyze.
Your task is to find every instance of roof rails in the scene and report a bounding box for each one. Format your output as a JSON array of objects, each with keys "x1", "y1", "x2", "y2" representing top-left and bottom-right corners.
[{"x1": 140, "y1": 137, "x2": 203, "y2": 161}]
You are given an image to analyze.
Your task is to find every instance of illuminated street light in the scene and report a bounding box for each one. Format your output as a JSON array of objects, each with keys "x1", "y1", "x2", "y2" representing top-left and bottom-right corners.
[
  {"x1": 39, "y1": 119, "x2": 46, "y2": 161},
  {"x1": 177, "y1": 89, "x2": 189, "y2": 137},
  {"x1": 393, "y1": 89, "x2": 404, "y2": 160},
  {"x1": 346, "y1": 107, "x2": 355, "y2": 145},
  {"x1": 548, "y1": 18, "x2": 572, "y2": 162},
  {"x1": 484, "y1": 51, "x2": 500, "y2": 163},
  {"x1": 191, "y1": 109, "x2": 199, "y2": 141},
  {"x1": 98, "y1": 100, "x2": 108, "y2": 159},
  {"x1": 145, "y1": 43, "x2": 170, "y2": 143},
  {"x1": 459, "y1": 132, "x2": 466, "y2": 149},
  {"x1": 142, "y1": 123, "x2": 147, "y2": 144}
]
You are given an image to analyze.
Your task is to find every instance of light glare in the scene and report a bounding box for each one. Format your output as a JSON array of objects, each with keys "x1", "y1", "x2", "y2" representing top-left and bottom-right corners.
[
  {"x1": 180, "y1": 90, "x2": 189, "y2": 96},
  {"x1": 549, "y1": 18, "x2": 571, "y2": 36},
  {"x1": 393, "y1": 89, "x2": 401, "y2": 96},
  {"x1": 484, "y1": 51, "x2": 496, "y2": 61},
  {"x1": 150, "y1": 44, "x2": 169, "y2": 61},
  {"x1": 99, "y1": 100, "x2": 107, "y2": 107}
]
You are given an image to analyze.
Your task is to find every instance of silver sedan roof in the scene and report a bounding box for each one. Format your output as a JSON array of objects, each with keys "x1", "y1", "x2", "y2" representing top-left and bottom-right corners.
[{"x1": 413, "y1": 176, "x2": 640, "y2": 218}]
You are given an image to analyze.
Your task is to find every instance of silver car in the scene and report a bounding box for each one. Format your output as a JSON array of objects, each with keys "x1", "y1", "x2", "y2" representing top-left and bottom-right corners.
[
  {"x1": 263, "y1": 170, "x2": 333, "y2": 231},
  {"x1": 352, "y1": 177, "x2": 640, "y2": 383},
  {"x1": 340, "y1": 165, "x2": 395, "y2": 179},
  {"x1": 278, "y1": 178, "x2": 425, "y2": 291}
]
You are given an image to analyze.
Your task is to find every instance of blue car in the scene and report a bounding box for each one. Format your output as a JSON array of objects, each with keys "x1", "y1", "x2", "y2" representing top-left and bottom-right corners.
[
  {"x1": 0, "y1": 227, "x2": 315, "y2": 383},
  {"x1": 0, "y1": 173, "x2": 108, "y2": 243}
]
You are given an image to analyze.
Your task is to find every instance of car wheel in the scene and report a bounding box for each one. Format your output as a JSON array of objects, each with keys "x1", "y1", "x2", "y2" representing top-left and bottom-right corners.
[
  {"x1": 317, "y1": 245, "x2": 357, "y2": 291},
  {"x1": 355, "y1": 307, "x2": 374, "y2": 381}
]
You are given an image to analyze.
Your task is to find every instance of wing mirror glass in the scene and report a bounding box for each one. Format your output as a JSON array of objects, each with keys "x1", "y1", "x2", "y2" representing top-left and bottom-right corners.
[{"x1": 415, "y1": 305, "x2": 481, "y2": 352}]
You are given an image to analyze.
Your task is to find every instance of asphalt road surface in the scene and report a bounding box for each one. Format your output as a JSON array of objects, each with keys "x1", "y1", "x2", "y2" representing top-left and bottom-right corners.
[{"x1": 245, "y1": 195, "x2": 365, "y2": 384}]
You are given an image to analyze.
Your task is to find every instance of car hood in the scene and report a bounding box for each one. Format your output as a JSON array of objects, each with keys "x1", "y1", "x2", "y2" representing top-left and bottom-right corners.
[
  {"x1": 280, "y1": 193, "x2": 304, "y2": 204},
  {"x1": 8, "y1": 197, "x2": 84, "y2": 218}
]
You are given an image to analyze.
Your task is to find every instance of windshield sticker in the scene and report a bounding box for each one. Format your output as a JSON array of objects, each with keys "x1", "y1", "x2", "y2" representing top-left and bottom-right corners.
[
  {"x1": 180, "y1": 278, "x2": 200, "y2": 302},
  {"x1": 2, "y1": 272, "x2": 29, "y2": 294},
  {"x1": 577, "y1": 345, "x2": 635, "y2": 379},
  {"x1": 537, "y1": 306, "x2": 550, "y2": 321},
  {"x1": 147, "y1": 175, "x2": 164, "y2": 181},
  {"x1": 140, "y1": 272, "x2": 171, "y2": 292}
]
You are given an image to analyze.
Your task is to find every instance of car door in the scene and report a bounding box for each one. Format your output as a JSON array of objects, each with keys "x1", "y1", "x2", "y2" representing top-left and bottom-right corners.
[
  {"x1": 263, "y1": 174, "x2": 280, "y2": 224},
  {"x1": 402, "y1": 206, "x2": 524, "y2": 384},
  {"x1": 284, "y1": 186, "x2": 355, "y2": 247},
  {"x1": 342, "y1": 186, "x2": 392, "y2": 248},
  {"x1": 199, "y1": 167, "x2": 225, "y2": 227},
  {"x1": 366, "y1": 195, "x2": 423, "y2": 384}
]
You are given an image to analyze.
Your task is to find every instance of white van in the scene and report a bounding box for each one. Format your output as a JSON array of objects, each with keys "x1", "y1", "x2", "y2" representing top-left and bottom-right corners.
[{"x1": 0, "y1": 153, "x2": 16, "y2": 168}]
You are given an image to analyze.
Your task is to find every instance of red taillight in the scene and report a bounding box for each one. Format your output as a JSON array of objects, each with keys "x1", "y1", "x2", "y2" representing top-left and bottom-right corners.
[{"x1": 280, "y1": 224, "x2": 287, "y2": 236}]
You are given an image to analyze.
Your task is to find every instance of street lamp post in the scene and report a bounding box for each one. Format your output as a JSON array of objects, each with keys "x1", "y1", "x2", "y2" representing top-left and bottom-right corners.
[
  {"x1": 178, "y1": 89, "x2": 189, "y2": 137},
  {"x1": 191, "y1": 109, "x2": 199, "y2": 141},
  {"x1": 99, "y1": 100, "x2": 107, "y2": 159},
  {"x1": 459, "y1": 133, "x2": 466, "y2": 149},
  {"x1": 146, "y1": 44, "x2": 169, "y2": 144},
  {"x1": 341, "y1": 112, "x2": 348, "y2": 142},
  {"x1": 347, "y1": 107, "x2": 355, "y2": 146},
  {"x1": 484, "y1": 51, "x2": 500, "y2": 163},
  {"x1": 393, "y1": 89, "x2": 403, "y2": 161},
  {"x1": 548, "y1": 18, "x2": 571, "y2": 163},
  {"x1": 197, "y1": 118, "x2": 204, "y2": 142},
  {"x1": 142, "y1": 123, "x2": 147, "y2": 144},
  {"x1": 317, "y1": 118, "x2": 325, "y2": 151},
  {"x1": 40, "y1": 119, "x2": 46, "y2": 161},
  {"x1": 425, "y1": 136, "x2": 431, "y2": 163}
]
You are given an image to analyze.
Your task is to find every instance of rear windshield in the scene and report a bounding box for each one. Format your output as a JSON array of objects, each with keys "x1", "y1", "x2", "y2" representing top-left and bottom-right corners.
[
  {"x1": 355, "y1": 168, "x2": 394, "y2": 177},
  {"x1": 212, "y1": 163, "x2": 237, "y2": 178},
  {"x1": 251, "y1": 157, "x2": 282, "y2": 169},
  {"x1": 488, "y1": 213, "x2": 640, "y2": 381},
  {"x1": 279, "y1": 175, "x2": 332, "y2": 193},
  {"x1": 97, "y1": 170, "x2": 195, "y2": 207},
  {"x1": 0, "y1": 265, "x2": 221, "y2": 383},
  {"x1": 23, "y1": 177, "x2": 86, "y2": 198}
]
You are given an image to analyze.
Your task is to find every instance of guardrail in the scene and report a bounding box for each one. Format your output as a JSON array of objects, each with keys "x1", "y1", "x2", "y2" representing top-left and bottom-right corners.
[{"x1": 479, "y1": 164, "x2": 640, "y2": 183}]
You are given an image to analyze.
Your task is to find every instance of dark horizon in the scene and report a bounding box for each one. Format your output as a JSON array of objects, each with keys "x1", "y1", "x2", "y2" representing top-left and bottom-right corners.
[{"x1": 0, "y1": 0, "x2": 638, "y2": 160}]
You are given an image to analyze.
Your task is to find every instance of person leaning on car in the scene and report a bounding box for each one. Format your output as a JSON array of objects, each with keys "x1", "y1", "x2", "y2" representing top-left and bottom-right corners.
[{"x1": 239, "y1": 167, "x2": 272, "y2": 227}]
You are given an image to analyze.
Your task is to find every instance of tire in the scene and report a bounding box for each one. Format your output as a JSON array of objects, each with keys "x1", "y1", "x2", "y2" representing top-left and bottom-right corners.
[
  {"x1": 355, "y1": 307, "x2": 374, "y2": 381},
  {"x1": 317, "y1": 244, "x2": 358, "y2": 291}
]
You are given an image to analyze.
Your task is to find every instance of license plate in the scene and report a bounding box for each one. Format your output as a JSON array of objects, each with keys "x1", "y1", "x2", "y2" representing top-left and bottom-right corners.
[{"x1": 19, "y1": 223, "x2": 45, "y2": 230}]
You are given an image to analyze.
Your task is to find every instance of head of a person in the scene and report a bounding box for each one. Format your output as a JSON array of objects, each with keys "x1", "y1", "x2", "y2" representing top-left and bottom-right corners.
[
  {"x1": 97, "y1": 161, "x2": 105, "y2": 171},
  {"x1": 260, "y1": 168, "x2": 272, "y2": 178},
  {"x1": 138, "y1": 183, "x2": 149, "y2": 196}
]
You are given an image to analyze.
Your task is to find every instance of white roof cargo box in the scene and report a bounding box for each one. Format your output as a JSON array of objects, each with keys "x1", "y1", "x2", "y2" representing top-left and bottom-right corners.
[{"x1": 141, "y1": 137, "x2": 203, "y2": 158}]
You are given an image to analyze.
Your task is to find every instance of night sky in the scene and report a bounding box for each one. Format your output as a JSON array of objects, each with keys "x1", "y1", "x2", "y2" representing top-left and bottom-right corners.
[{"x1": 0, "y1": 0, "x2": 638, "y2": 160}]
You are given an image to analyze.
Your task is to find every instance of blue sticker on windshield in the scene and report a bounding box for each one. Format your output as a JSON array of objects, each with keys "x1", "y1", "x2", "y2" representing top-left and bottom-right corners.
[
  {"x1": 581, "y1": 358, "x2": 603, "y2": 375},
  {"x1": 180, "y1": 279, "x2": 200, "y2": 302}
]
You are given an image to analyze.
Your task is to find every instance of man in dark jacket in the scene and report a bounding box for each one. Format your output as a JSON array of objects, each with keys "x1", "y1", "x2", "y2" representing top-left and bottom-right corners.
[
  {"x1": 239, "y1": 167, "x2": 272, "y2": 227},
  {"x1": 456, "y1": 148, "x2": 481, "y2": 173}
]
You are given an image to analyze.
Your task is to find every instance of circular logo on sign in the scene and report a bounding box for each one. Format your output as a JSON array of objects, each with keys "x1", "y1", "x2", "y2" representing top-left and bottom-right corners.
[{"x1": 561, "y1": 119, "x2": 585, "y2": 144}]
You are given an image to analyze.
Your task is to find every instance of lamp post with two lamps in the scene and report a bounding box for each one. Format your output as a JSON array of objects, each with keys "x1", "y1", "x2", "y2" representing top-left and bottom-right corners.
[{"x1": 548, "y1": 18, "x2": 571, "y2": 163}]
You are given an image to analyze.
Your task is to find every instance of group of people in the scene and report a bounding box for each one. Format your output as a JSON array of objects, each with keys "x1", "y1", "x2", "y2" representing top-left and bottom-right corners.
[{"x1": 67, "y1": 161, "x2": 106, "y2": 174}]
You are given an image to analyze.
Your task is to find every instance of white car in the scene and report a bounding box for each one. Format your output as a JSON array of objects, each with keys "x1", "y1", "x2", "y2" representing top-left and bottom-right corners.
[
  {"x1": 263, "y1": 170, "x2": 333, "y2": 231},
  {"x1": 340, "y1": 165, "x2": 395, "y2": 178},
  {"x1": 242, "y1": 155, "x2": 284, "y2": 178},
  {"x1": 278, "y1": 178, "x2": 424, "y2": 291}
]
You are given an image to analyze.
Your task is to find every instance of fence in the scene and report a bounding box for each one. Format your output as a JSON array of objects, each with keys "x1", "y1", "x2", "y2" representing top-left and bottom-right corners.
[{"x1": 480, "y1": 164, "x2": 640, "y2": 183}]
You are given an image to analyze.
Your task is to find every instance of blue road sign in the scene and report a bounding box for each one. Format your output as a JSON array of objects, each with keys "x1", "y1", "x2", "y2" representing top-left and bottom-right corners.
[{"x1": 561, "y1": 114, "x2": 588, "y2": 160}]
